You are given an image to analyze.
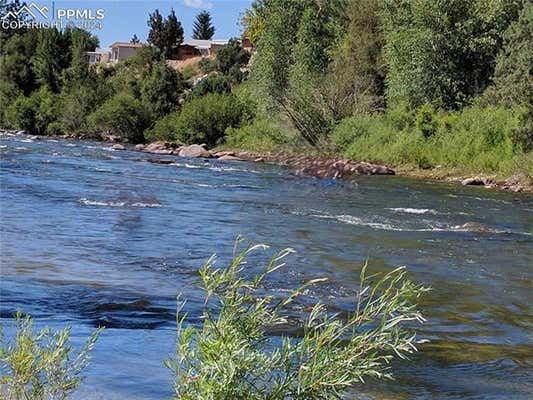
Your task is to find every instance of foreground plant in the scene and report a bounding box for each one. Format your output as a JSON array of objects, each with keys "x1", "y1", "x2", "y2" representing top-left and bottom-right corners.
[
  {"x1": 0, "y1": 312, "x2": 101, "y2": 400},
  {"x1": 167, "y1": 241, "x2": 428, "y2": 400}
]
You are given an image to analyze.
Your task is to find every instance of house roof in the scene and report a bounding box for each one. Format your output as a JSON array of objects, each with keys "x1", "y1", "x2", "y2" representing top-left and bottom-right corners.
[
  {"x1": 86, "y1": 47, "x2": 110, "y2": 55},
  {"x1": 109, "y1": 42, "x2": 145, "y2": 49},
  {"x1": 182, "y1": 38, "x2": 229, "y2": 49}
]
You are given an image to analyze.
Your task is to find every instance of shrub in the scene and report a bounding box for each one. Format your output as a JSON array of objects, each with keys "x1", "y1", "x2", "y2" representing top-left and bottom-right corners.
[
  {"x1": 198, "y1": 57, "x2": 217, "y2": 74},
  {"x1": 0, "y1": 81, "x2": 21, "y2": 127},
  {"x1": 334, "y1": 105, "x2": 525, "y2": 175},
  {"x1": 167, "y1": 240, "x2": 427, "y2": 399},
  {"x1": 144, "y1": 112, "x2": 181, "y2": 143},
  {"x1": 181, "y1": 65, "x2": 198, "y2": 80},
  {"x1": 146, "y1": 94, "x2": 252, "y2": 146},
  {"x1": 5, "y1": 87, "x2": 59, "y2": 135},
  {"x1": 0, "y1": 312, "x2": 101, "y2": 400},
  {"x1": 216, "y1": 39, "x2": 250, "y2": 81},
  {"x1": 88, "y1": 92, "x2": 151, "y2": 143},
  {"x1": 331, "y1": 114, "x2": 392, "y2": 151},
  {"x1": 190, "y1": 73, "x2": 231, "y2": 98},
  {"x1": 140, "y1": 62, "x2": 183, "y2": 119},
  {"x1": 225, "y1": 116, "x2": 298, "y2": 152},
  {"x1": 415, "y1": 104, "x2": 437, "y2": 138}
]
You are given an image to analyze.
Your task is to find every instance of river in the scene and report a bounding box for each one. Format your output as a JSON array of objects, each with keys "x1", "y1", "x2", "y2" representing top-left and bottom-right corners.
[{"x1": 1, "y1": 133, "x2": 532, "y2": 399}]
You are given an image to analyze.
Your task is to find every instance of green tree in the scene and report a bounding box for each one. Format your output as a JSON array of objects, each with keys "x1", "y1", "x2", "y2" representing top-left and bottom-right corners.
[
  {"x1": 5, "y1": 86, "x2": 59, "y2": 135},
  {"x1": 486, "y1": 2, "x2": 532, "y2": 108},
  {"x1": 140, "y1": 62, "x2": 184, "y2": 119},
  {"x1": 0, "y1": 31, "x2": 38, "y2": 95},
  {"x1": 190, "y1": 73, "x2": 231, "y2": 98},
  {"x1": 216, "y1": 38, "x2": 250, "y2": 82},
  {"x1": 328, "y1": 0, "x2": 385, "y2": 115},
  {"x1": 381, "y1": 0, "x2": 523, "y2": 109},
  {"x1": 88, "y1": 92, "x2": 151, "y2": 143},
  {"x1": 164, "y1": 9, "x2": 184, "y2": 59},
  {"x1": 131, "y1": 33, "x2": 140, "y2": 43},
  {"x1": 147, "y1": 9, "x2": 165, "y2": 54},
  {"x1": 192, "y1": 10, "x2": 215, "y2": 40},
  {"x1": 250, "y1": 0, "x2": 306, "y2": 106},
  {"x1": 32, "y1": 28, "x2": 64, "y2": 92},
  {"x1": 61, "y1": 29, "x2": 98, "y2": 89},
  {"x1": 148, "y1": 9, "x2": 184, "y2": 59}
]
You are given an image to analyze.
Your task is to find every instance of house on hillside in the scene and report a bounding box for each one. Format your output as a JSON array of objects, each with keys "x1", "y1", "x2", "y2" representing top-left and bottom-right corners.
[
  {"x1": 176, "y1": 38, "x2": 229, "y2": 60},
  {"x1": 85, "y1": 48, "x2": 111, "y2": 65},
  {"x1": 109, "y1": 42, "x2": 145, "y2": 63}
]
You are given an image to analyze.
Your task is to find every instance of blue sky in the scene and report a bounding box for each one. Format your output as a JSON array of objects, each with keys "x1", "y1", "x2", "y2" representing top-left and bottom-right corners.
[{"x1": 38, "y1": 0, "x2": 252, "y2": 47}]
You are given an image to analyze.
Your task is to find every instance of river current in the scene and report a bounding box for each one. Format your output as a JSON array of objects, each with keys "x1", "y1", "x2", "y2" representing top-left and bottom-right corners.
[{"x1": 1, "y1": 133, "x2": 532, "y2": 399}]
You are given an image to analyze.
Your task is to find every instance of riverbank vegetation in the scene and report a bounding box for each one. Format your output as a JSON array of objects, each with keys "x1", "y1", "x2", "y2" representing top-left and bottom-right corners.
[
  {"x1": 0, "y1": 0, "x2": 531, "y2": 182},
  {"x1": 0, "y1": 312, "x2": 101, "y2": 400},
  {"x1": 1, "y1": 243, "x2": 427, "y2": 399}
]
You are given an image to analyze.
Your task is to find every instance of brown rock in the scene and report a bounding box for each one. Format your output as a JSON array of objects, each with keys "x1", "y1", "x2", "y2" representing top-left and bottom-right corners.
[
  {"x1": 134, "y1": 144, "x2": 145, "y2": 151},
  {"x1": 218, "y1": 155, "x2": 243, "y2": 161},
  {"x1": 213, "y1": 150, "x2": 236, "y2": 158},
  {"x1": 112, "y1": 144, "x2": 125, "y2": 150},
  {"x1": 143, "y1": 141, "x2": 172, "y2": 154},
  {"x1": 461, "y1": 176, "x2": 488, "y2": 186},
  {"x1": 178, "y1": 144, "x2": 212, "y2": 158}
]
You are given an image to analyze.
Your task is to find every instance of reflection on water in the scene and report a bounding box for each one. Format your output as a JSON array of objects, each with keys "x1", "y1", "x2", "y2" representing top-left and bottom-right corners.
[{"x1": 1, "y1": 133, "x2": 532, "y2": 399}]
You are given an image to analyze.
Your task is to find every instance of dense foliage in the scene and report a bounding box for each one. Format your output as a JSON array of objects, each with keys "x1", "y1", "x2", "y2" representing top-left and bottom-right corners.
[
  {"x1": 0, "y1": 0, "x2": 531, "y2": 179},
  {"x1": 237, "y1": 0, "x2": 532, "y2": 179},
  {"x1": 146, "y1": 93, "x2": 252, "y2": 146}
]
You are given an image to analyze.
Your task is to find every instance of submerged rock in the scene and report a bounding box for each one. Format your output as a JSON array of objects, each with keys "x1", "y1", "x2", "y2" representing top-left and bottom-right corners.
[
  {"x1": 452, "y1": 222, "x2": 502, "y2": 234},
  {"x1": 146, "y1": 158, "x2": 174, "y2": 165}
]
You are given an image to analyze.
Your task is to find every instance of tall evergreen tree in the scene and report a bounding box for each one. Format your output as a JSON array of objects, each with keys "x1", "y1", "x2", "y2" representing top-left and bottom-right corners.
[
  {"x1": 147, "y1": 9, "x2": 183, "y2": 59},
  {"x1": 192, "y1": 11, "x2": 215, "y2": 40},
  {"x1": 163, "y1": 9, "x2": 184, "y2": 59},
  {"x1": 147, "y1": 9, "x2": 165, "y2": 51}
]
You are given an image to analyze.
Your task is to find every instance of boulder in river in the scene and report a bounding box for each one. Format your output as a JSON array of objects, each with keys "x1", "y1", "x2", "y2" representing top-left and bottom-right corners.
[
  {"x1": 178, "y1": 144, "x2": 212, "y2": 158},
  {"x1": 461, "y1": 176, "x2": 490, "y2": 186},
  {"x1": 143, "y1": 142, "x2": 173, "y2": 155},
  {"x1": 112, "y1": 144, "x2": 125, "y2": 150}
]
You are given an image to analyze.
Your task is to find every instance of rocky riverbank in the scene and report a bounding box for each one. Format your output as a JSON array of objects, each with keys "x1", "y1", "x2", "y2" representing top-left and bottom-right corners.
[
  {"x1": 133, "y1": 141, "x2": 532, "y2": 192},
  {"x1": 1, "y1": 129, "x2": 531, "y2": 192},
  {"x1": 133, "y1": 141, "x2": 395, "y2": 179}
]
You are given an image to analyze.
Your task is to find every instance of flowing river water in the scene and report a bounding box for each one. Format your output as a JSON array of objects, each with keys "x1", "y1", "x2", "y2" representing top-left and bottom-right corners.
[{"x1": 1, "y1": 133, "x2": 532, "y2": 399}]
